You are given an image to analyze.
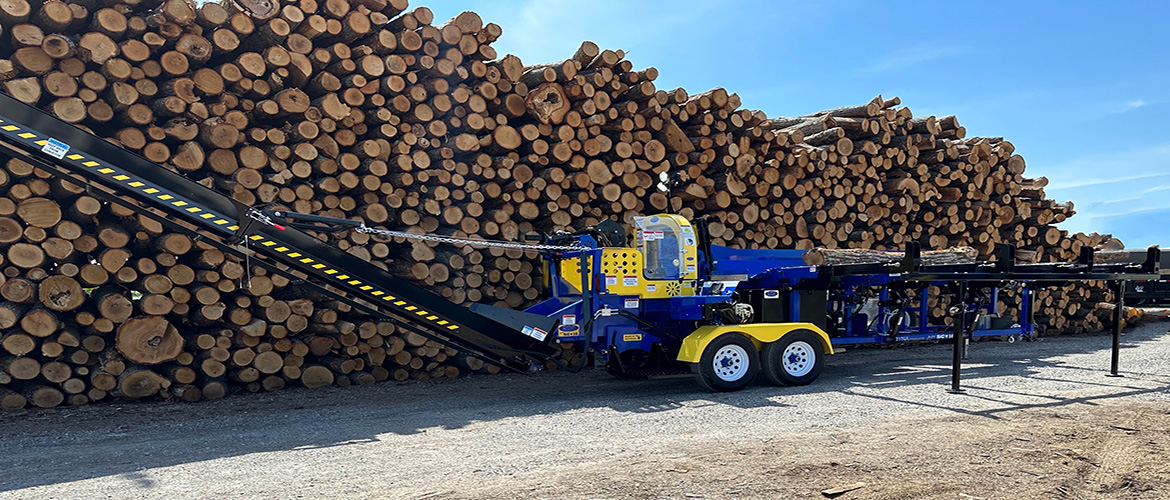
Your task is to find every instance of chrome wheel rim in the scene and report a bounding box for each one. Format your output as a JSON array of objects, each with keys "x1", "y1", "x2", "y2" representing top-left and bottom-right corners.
[
  {"x1": 713, "y1": 344, "x2": 750, "y2": 382},
  {"x1": 782, "y1": 341, "x2": 814, "y2": 377}
]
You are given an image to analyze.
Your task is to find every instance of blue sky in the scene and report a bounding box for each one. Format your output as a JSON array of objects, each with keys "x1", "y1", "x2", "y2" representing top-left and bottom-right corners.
[{"x1": 421, "y1": 0, "x2": 1170, "y2": 247}]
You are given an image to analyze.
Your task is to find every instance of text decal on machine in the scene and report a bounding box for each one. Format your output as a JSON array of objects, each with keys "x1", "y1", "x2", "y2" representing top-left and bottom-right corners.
[
  {"x1": 521, "y1": 325, "x2": 548, "y2": 341},
  {"x1": 42, "y1": 138, "x2": 69, "y2": 159}
]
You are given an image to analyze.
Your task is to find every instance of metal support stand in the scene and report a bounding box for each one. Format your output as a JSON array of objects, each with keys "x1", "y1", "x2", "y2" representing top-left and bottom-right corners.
[
  {"x1": 949, "y1": 281, "x2": 968, "y2": 394},
  {"x1": 1108, "y1": 280, "x2": 1125, "y2": 377}
]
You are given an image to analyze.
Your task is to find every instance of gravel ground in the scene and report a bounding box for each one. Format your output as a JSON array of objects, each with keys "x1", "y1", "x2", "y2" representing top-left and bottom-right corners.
[{"x1": 1, "y1": 322, "x2": 1168, "y2": 499}]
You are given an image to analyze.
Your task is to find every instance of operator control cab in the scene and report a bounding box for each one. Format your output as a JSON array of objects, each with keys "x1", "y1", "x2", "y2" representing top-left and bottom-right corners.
[{"x1": 555, "y1": 214, "x2": 700, "y2": 299}]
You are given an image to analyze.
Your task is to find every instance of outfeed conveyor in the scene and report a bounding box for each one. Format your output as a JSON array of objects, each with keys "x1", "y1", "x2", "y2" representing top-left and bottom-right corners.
[
  {"x1": 0, "y1": 91, "x2": 557, "y2": 372},
  {"x1": 736, "y1": 242, "x2": 1161, "y2": 391},
  {"x1": 1099, "y1": 249, "x2": 1170, "y2": 305}
]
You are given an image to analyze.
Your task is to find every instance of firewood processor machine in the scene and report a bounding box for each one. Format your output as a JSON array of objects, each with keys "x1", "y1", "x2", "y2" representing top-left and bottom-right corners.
[{"x1": 0, "y1": 90, "x2": 1159, "y2": 393}]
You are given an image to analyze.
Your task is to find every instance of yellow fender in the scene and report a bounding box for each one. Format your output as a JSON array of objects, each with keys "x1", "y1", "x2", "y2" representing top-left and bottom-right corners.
[{"x1": 676, "y1": 323, "x2": 834, "y2": 363}]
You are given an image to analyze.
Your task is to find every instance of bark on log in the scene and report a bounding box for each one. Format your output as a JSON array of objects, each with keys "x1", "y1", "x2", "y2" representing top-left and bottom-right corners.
[{"x1": 803, "y1": 247, "x2": 980, "y2": 266}]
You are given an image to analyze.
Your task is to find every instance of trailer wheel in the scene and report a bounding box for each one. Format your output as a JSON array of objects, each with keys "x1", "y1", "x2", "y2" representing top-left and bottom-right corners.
[
  {"x1": 695, "y1": 333, "x2": 759, "y2": 392},
  {"x1": 762, "y1": 331, "x2": 824, "y2": 386}
]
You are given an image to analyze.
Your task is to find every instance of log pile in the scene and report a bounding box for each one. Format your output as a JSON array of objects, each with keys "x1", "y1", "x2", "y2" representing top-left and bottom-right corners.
[
  {"x1": 0, "y1": 0, "x2": 513, "y2": 409},
  {"x1": 0, "y1": 157, "x2": 486, "y2": 411},
  {"x1": 0, "y1": 0, "x2": 1123, "y2": 409}
]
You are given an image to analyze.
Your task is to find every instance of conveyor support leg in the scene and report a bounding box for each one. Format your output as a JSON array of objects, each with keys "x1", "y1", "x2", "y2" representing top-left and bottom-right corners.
[
  {"x1": 949, "y1": 281, "x2": 968, "y2": 394},
  {"x1": 1109, "y1": 280, "x2": 1125, "y2": 377}
]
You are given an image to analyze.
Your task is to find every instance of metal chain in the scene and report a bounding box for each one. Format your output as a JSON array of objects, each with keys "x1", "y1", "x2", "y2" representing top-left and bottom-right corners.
[
  {"x1": 240, "y1": 229, "x2": 253, "y2": 291},
  {"x1": 355, "y1": 226, "x2": 584, "y2": 251},
  {"x1": 242, "y1": 207, "x2": 583, "y2": 251}
]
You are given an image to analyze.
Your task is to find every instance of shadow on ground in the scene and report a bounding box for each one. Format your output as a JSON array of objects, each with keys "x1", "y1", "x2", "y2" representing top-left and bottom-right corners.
[{"x1": 0, "y1": 323, "x2": 1167, "y2": 492}]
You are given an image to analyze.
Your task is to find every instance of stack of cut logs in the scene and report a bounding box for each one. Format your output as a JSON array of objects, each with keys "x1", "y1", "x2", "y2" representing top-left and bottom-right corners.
[{"x1": 0, "y1": 0, "x2": 1121, "y2": 409}]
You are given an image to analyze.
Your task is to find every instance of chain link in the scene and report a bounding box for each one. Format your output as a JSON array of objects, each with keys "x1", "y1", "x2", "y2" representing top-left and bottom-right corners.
[
  {"x1": 243, "y1": 207, "x2": 584, "y2": 251},
  {"x1": 355, "y1": 226, "x2": 585, "y2": 251}
]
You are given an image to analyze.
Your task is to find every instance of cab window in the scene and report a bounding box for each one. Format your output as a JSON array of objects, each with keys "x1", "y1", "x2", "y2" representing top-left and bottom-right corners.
[{"x1": 641, "y1": 221, "x2": 681, "y2": 280}]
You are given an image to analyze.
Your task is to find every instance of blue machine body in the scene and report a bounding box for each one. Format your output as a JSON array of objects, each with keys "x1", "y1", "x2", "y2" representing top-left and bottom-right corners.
[
  {"x1": 737, "y1": 264, "x2": 1035, "y2": 345},
  {"x1": 523, "y1": 225, "x2": 1037, "y2": 368}
]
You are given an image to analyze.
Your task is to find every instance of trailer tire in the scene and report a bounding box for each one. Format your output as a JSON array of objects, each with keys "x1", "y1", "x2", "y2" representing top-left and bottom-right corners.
[
  {"x1": 695, "y1": 333, "x2": 759, "y2": 392},
  {"x1": 762, "y1": 330, "x2": 824, "y2": 386}
]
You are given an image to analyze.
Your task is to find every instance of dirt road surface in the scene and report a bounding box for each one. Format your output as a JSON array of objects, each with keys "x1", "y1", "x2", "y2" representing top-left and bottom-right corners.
[{"x1": 2, "y1": 323, "x2": 1169, "y2": 500}]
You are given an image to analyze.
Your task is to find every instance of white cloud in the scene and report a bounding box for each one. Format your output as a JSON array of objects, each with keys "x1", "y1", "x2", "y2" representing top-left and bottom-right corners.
[
  {"x1": 1106, "y1": 98, "x2": 1150, "y2": 113},
  {"x1": 1090, "y1": 206, "x2": 1169, "y2": 219},
  {"x1": 1141, "y1": 184, "x2": 1170, "y2": 195},
  {"x1": 1098, "y1": 195, "x2": 1144, "y2": 206},
  {"x1": 1043, "y1": 143, "x2": 1170, "y2": 241},
  {"x1": 1046, "y1": 172, "x2": 1170, "y2": 190},
  {"x1": 857, "y1": 44, "x2": 969, "y2": 74},
  {"x1": 1043, "y1": 144, "x2": 1170, "y2": 190}
]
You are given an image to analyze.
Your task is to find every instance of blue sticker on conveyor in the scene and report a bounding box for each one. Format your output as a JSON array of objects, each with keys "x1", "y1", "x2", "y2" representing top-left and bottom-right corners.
[{"x1": 1, "y1": 120, "x2": 244, "y2": 234}]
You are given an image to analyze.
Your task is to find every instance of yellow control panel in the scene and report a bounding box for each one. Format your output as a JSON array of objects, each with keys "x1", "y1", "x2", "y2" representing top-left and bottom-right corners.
[{"x1": 558, "y1": 214, "x2": 699, "y2": 299}]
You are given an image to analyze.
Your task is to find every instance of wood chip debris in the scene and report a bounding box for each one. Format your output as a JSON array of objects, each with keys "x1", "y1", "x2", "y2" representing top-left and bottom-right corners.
[{"x1": 822, "y1": 482, "x2": 867, "y2": 497}]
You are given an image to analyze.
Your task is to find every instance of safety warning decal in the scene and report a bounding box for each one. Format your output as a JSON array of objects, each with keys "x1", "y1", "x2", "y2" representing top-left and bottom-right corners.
[
  {"x1": 521, "y1": 325, "x2": 548, "y2": 341},
  {"x1": 42, "y1": 138, "x2": 69, "y2": 159}
]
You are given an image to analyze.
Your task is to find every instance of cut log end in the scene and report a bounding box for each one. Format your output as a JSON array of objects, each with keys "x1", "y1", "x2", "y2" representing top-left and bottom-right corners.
[{"x1": 116, "y1": 317, "x2": 184, "y2": 365}]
